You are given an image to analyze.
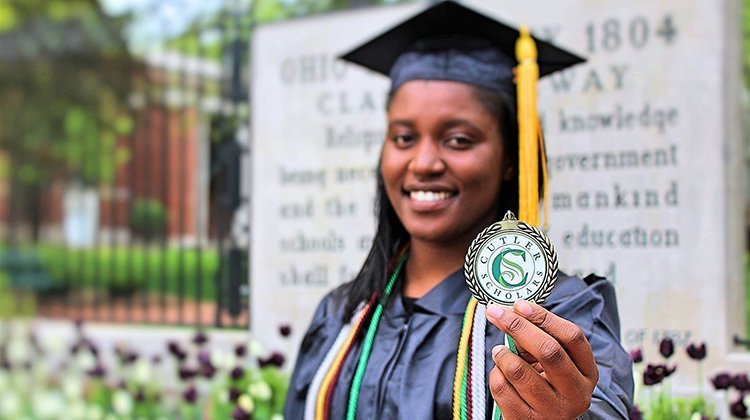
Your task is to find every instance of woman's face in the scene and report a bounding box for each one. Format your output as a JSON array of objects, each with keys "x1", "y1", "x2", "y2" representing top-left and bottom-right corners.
[{"x1": 381, "y1": 80, "x2": 510, "y2": 247}]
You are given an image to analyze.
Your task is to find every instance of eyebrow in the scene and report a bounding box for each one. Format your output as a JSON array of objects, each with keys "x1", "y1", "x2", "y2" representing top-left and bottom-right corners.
[{"x1": 387, "y1": 118, "x2": 483, "y2": 133}]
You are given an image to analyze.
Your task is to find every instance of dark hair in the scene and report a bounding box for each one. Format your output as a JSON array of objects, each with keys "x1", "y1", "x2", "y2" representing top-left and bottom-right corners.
[{"x1": 341, "y1": 86, "x2": 521, "y2": 319}]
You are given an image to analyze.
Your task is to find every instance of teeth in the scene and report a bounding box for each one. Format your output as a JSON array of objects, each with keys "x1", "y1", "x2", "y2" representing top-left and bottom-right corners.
[{"x1": 410, "y1": 191, "x2": 451, "y2": 202}]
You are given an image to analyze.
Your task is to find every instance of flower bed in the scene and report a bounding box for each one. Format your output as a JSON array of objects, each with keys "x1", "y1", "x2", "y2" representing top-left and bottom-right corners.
[{"x1": 0, "y1": 320, "x2": 289, "y2": 419}]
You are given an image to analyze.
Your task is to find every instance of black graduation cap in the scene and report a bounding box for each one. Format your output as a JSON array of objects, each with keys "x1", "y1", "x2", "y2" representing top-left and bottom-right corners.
[{"x1": 340, "y1": 0, "x2": 585, "y2": 94}]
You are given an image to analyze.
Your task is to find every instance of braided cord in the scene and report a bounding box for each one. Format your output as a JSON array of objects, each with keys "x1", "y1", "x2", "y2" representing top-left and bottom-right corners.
[
  {"x1": 345, "y1": 251, "x2": 408, "y2": 420},
  {"x1": 305, "y1": 321, "x2": 352, "y2": 420},
  {"x1": 315, "y1": 298, "x2": 374, "y2": 420},
  {"x1": 471, "y1": 304, "x2": 486, "y2": 418},
  {"x1": 453, "y1": 297, "x2": 478, "y2": 419}
]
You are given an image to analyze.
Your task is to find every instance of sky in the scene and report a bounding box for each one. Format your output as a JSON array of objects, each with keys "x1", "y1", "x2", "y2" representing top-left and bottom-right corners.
[{"x1": 100, "y1": 0, "x2": 229, "y2": 53}]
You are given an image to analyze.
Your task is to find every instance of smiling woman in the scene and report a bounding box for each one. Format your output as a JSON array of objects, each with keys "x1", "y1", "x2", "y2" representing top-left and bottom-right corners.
[{"x1": 284, "y1": 1, "x2": 634, "y2": 419}]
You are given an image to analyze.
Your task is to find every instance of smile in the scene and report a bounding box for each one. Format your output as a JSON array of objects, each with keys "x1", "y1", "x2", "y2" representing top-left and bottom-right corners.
[{"x1": 407, "y1": 190, "x2": 456, "y2": 202}]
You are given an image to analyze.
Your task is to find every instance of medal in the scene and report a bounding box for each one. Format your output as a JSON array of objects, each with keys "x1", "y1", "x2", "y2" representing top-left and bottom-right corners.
[{"x1": 464, "y1": 211, "x2": 558, "y2": 306}]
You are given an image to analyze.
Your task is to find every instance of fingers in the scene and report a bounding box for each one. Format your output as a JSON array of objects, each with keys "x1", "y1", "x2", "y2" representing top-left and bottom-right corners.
[
  {"x1": 485, "y1": 302, "x2": 596, "y2": 394},
  {"x1": 488, "y1": 366, "x2": 534, "y2": 420},
  {"x1": 512, "y1": 300, "x2": 598, "y2": 381},
  {"x1": 491, "y1": 344, "x2": 554, "y2": 410}
]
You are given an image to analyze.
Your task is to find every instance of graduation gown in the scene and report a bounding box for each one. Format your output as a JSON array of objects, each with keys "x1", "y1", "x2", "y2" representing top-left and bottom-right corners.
[{"x1": 284, "y1": 271, "x2": 634, "y2": 419}]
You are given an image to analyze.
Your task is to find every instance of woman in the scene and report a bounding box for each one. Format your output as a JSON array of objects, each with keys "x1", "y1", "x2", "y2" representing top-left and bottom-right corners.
[{"x1": 285, "y1": 2, "x2": 633, "y2": 419}]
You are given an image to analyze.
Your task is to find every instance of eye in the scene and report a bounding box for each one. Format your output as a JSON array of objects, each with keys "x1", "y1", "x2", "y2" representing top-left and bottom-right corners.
[
  {"x1": 391, "y1": 134, "x2": 415, "y2": 148},
  {"x1": 445, "y1": 136, "x2": 474, "y2": 149}
]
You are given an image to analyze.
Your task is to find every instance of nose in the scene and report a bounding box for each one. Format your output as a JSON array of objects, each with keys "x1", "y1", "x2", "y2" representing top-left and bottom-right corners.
[{"x1": 408, "y1": 139, "x2": 446, "y2": 176}]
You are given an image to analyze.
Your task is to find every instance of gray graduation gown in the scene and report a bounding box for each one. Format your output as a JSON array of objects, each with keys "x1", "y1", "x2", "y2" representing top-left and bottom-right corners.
[{"x1": 284, "y1": 271, "x2": 633, "y2": 419}]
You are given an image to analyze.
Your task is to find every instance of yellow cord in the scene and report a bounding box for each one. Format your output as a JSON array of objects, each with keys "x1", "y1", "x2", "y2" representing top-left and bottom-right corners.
[{"x1": 515, "y1": 25, "x2": 541, "y2": 227}]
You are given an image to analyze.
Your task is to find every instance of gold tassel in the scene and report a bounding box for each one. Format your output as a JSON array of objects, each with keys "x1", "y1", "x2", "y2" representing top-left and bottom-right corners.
[{"x1": 515, "y1": 25, "x2": 548, "y2": 229}]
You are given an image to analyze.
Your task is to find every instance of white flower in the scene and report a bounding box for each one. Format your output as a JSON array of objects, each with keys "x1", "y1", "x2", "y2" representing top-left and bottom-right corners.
[
  {"x1": 248, "y1": 339, "x2": 264, "y2": 357},
  {"x1": 7, "y1": 339, "x2": 29, "y2": 364},
  {"x1": 112, "y1": 389, "x2": 134, "y2": 416},
  {"x1": 86, "y1": 405, "x2": 104, "y2": 420},
  {"x1": 133, "y1": 359, "x2": 152, "y2": 384},
  {"x1": 270, "y1": 415, "x2": 284, "y2": 420},
  {"x1": 75, "y1": 351, "x2": 96, "y2": 372},
  {"x1": 0, "y1": 391, "x2": 21, "y2": 418},
  {"x1": 65, "y1": 400, "x2": 87, "y2": 419},
  {"x1": 62, "y1": 374, "x2": 83, "y2": 400},
  {"x1": 689, "y1": 413, "x2": 701, "y2": 420},
  {"x1": 217, "y1": 389, "x2": 229, "y2": 404},
  {"x1": 238, "y1": 394, "x2": 255, "y2": 413},
  {"x1": 248, "y1": 381, "x2": 272, "y2": 401},
  {"x1": 33, "y1": 390, "x2": 65, "y2": 419}
]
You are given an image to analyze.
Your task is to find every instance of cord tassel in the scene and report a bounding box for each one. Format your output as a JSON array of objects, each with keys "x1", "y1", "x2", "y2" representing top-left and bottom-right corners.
[{"x1": 515, "y1": 25, "x2": 541, "y2": 227}]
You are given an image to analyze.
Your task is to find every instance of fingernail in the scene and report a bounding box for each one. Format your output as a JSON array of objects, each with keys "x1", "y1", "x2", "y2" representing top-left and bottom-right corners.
[
  {"x1": 515, "y1": 300, "x2": 533, "y2": 317},
  {"x1": 492, "y1": 345, "x2": 505, "y2": 357},
  {"x1": 486, "y1": 304, "x2": 505, "y2": 320}
]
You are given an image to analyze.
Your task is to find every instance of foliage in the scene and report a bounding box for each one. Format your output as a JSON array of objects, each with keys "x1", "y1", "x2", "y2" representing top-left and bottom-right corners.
[
  {"x1": 0, "y1": 320, "x2": 290, "y2": 419},
  {"x1": 0, "y1": 0, "x2": 137, "y2": 187},
  {"x1": 0, "y1": 273, "x2": 35, "y2": 318},
  {"x1": 15, "y1": 245, "x2": 220, "y2": 300},
  {"x1": 129, "y1": 198, "x2": 167, "y2": 237}
]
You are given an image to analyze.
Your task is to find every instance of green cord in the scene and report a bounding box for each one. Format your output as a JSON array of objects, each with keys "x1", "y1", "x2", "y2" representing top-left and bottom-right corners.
[
  {"x1": 460, "y1": 346, "x2": 469, "y2": 420},
  {"x1": 345, "y1": 252, "x2": 407, "y2": 420},
  {"x1": 492, "y1": 335, "x2": 519, "y2": 419}
]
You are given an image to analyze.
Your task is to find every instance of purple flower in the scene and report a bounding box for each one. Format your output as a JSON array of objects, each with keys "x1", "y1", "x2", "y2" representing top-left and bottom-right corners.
[
  {"x1": 279, "y1": 324, "x2": 292, "y2": 337},
  {"x1": 232, "y1": 406, "x2": 251, "y2": 420},
  {"x1": 198, "y1": 350, "x2": 211, "y2": 366},
  {"x1": 192, "y1": 331, "x2": 208, "y2": 346},
  {"x1": 167, "y1": 341, "x2": 187, "y2": 361},
  {"x1": 183, "y1": 386, "x2": 198, "y2": 404},
  {"x1": 151, "y1": 355, "x2": 162, "y2": 365},
  {"x1": 711, "y1": 372, "x2": 732, "y2": 390},
  {"x1": 730, "y1": 396, "x2": 749, "y2": 419},
  {"x1": 643, "y1": 364, "x2": 666, "y2": 386},
  {"x1": 629, "y1": 348, "x2": 643, "y2": 364},
  {"x1": 87, "y1": 364, "x2": 106, "y2": 378},
  {"x1": 258, "y1": 351, "x2": 285, "y2": 368},
  {"x1": 178, "y1": 366, "x2": 198, "y2": 381},
  {"x1": 228, "y1": 388, "x2": 241, "y2": 402},
  {"x1": 659, "y1": 337, "x2": 674, "y2": 358},
  {"x1": 628, "y1": 404, "x2": 643, "y2": 420},
  {"x1": 135, "y1": 389, "x2": 146, "y2": 402},
  {"x1": 231, "y1": 366, "x2": 245, "y2": 380},
  {"x1": 234, "y1": 343, "x2": 247, "y2": 357},
  {"x1": 733, "y1": 373, "x2": 750, "y2": 392},
  {"x1": 686, "y1": 342, "x2": 707, "y2": 360},
  {"x1": 201, "y1": 363, "x2": 216, "y2": 379}
]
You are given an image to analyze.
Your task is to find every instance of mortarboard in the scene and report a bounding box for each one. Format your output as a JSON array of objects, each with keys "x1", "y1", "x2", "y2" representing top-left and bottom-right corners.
[
  {"x1": 340, "y1": 0, "x2": 585, "y2": 95},
  {"x1": 340, "y1": 0, "x2": 586, "y2": 228}
]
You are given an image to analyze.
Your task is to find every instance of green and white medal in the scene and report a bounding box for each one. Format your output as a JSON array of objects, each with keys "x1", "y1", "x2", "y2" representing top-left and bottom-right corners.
[{"x1": 464, "y1": 211, "x2": 558, "y2": 306}]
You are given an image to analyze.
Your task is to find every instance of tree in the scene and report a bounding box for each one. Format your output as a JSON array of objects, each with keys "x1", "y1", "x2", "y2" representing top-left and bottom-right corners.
[
  {"x1": 0, "y1": 0, "x2": 138, "y2": 187},
  {"x1": 0, "y1": 0, "x2": 139, "y2": 241}
]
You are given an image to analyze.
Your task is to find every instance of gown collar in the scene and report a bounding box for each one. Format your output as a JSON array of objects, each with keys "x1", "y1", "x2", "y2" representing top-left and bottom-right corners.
[{"x1": 405, "y1": 268, "x2": 471, "y2": 317}]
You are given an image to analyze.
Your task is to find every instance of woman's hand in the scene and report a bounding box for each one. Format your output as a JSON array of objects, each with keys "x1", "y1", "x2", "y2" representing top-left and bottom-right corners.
[{"x1": 485, "y1": 300, "x2": 598, "y2": 420}]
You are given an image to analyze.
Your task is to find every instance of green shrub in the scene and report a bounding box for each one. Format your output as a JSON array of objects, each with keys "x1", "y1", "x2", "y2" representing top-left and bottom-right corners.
[
  {"x1": 34, "y1": 245, "x2": 220, "y2": 300},
  {"x1": 129, "y1": 198, "x2": 167, "y2": 237}
]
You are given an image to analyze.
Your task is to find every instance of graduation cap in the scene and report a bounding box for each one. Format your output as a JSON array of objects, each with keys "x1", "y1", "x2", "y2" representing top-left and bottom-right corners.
[
  {"x1": 340, "y1": 0, "x2": 584, "y2": 95},
  {"x1": 340, "y1": 0, "x2": 586, "y2": 228}
]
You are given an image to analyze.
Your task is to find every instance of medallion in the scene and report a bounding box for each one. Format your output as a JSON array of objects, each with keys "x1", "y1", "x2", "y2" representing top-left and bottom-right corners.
[{"x1": 464, "y1": 211, "x2": 558, "y2": 306}]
